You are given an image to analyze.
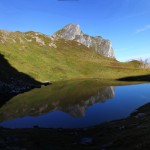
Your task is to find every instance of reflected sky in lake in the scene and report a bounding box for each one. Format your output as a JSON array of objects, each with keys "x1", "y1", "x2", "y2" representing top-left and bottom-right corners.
[{"x1": 0, "y1": 80, "x2": 150, "y2": 128}]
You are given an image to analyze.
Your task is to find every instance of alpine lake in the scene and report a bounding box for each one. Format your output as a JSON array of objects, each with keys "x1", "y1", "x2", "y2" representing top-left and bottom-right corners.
[{"x1": 0, "y1": 79, "x2": 150, "y2": 129}]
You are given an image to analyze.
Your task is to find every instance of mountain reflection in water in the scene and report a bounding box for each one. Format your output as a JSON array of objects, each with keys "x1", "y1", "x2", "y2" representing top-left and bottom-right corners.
[
  {"x1": 0, "y1": 80, "x2": 115, "y2": 121},
  {"x1": 65, "y1": 86, "x2": 114, "y2": 117}
]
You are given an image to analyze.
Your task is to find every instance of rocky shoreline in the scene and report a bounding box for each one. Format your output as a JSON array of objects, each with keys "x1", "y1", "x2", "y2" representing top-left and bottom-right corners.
[
  {"x1": 0, "y1": 81, "x2": 41, "y2": 94},
  {"x1": 0, "y1": 80, "x2": 52, "y2": 95}
]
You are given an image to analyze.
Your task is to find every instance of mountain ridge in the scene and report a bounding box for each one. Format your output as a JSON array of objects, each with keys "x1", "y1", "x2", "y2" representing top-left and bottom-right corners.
[{"x1": 52, "y1": 24, "x2": 115, "y2": 58}]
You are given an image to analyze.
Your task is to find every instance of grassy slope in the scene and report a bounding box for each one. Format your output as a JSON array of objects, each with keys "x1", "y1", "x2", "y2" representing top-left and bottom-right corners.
[{"x1": 0, "y1": 30, "x2": 149, "y2": 82}]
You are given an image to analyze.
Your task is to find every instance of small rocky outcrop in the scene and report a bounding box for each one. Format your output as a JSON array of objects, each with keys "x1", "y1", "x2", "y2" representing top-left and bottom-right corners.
[{"x1": 52, "y1": 24, "x2": 115, "y2": 58}]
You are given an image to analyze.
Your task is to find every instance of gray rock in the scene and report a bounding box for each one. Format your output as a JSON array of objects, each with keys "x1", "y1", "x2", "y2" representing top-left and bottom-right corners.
[
  {"x1": 42, "y1": 81, "x2": 52, "y2": 86},
  {"x1": 119, "y1": 125, "x2": 125, "y2": 130},
  {"x1": 100, "y1": 142, "x2": 113, "y2": 149},
  {"x1": 80, "y1": 137, "x2": 93, "y2": 145},
  {"x1": 134, "y1": 113, "x2": 146, "y2": 119},
  {"x1": 53, "y1": 24, "x2": 115, "y2": 58}
]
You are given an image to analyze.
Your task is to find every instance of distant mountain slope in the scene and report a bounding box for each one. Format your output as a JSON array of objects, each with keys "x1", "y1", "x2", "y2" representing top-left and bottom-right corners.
[
  {"x1": 0, "y1": 28, "x2": 149, "y2": 84},
  {"x1": 53, "y1": 24, "x2": 115, "y2": 58}
]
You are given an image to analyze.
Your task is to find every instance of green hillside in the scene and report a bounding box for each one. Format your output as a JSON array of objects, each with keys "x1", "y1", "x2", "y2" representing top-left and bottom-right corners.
[{"x1": 0, "y1": 30, "x2": 149, "y2": 83}]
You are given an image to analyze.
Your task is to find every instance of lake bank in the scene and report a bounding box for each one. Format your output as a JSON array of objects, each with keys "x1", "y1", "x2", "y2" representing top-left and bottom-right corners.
[{"x1": 0, "y1": 101, "x2": 150, "y2": 150}]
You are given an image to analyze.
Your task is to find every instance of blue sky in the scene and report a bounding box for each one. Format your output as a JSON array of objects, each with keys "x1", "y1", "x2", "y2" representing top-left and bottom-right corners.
[{"x1": 0, "y1": 0, "x2": 150, "y2": 61}]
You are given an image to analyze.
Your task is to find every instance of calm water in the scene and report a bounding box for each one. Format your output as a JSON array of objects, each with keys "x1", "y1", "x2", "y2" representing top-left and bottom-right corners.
[{"x1": 0, "y1": 80, "x2": 150, "y2": 128}]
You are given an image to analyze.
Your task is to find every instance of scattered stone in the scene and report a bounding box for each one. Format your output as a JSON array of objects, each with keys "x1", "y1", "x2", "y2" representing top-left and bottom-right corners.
[
  {"x1": 137, "y1": 125, "x2": 147, "y2": 129},
  {"x1": 134, "y1": 113, "x2": 145, "y2": 119},
  {"x1": 100, "y1": 142, "x2": 113, "y2": 149},
  {"x1": 49, "y1": 42, "x2": 57, "y2": 48},
  {"x1": 119, "y1": 125, "x2": 125, "y2": 130},
  {"x1": 5, "y1": 136, "x2": 19, "y2": 143},
  {"x1": 32, "y1": 36, "x2": 45, "y2": 46},
  {"x1": 79, "y1": 137, "x2": 93, "y2": 145},
  {"x1": 42, "y1": 81, "x2": 52, "y2": 86}
]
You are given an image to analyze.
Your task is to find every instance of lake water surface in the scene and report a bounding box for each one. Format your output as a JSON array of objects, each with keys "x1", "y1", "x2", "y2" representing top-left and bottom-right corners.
[{"x1": 0, "y1": 80, "x2": 150, "y2": 128}]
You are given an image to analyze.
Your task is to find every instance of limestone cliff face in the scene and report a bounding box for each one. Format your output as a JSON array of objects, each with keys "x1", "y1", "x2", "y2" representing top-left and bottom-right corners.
[{"x1": 52, "y1": 24, "x2": 115, "y2": 58}]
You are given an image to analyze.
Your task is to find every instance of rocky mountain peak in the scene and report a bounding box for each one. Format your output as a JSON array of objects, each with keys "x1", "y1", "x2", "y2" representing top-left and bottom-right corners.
[
  {"x1": 52, "y1": 24, "x2": 115, "y2": 58},
  {"x1": 64, "y1": 24, "x2": 81, "y2": 32},
  {"x1": 53, "y1": 24, "x2": 81, "y2": 40}
]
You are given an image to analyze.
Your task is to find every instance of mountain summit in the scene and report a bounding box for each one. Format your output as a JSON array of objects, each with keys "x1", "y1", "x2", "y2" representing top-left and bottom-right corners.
[{"x1": 53, "y1": 24, "x2": 115, "y2": 58}]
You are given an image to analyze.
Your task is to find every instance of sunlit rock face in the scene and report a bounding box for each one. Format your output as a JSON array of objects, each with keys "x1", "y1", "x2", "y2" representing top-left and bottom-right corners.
[{"x1": 53, "y1": 24, "x2": 115, "y2": 58}]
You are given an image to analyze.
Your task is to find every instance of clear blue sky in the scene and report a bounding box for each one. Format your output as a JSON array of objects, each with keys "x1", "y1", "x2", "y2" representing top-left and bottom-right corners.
[{"x1": 0, "y1": 0, "x2": 150, "y2": 61}]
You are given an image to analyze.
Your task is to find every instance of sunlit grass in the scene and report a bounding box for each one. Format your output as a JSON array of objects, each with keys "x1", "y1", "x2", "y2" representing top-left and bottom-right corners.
[{"x1": 0, "y1": 30, "x2": 150, "y2": 82}]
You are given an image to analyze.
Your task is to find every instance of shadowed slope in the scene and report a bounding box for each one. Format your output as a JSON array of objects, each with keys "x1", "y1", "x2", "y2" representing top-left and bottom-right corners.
[
  {"x1": 117, "y1": 74, "x2": 150, "y2": 82},
  {"x1": 0, "y1": 53, "x2": 41, "y2": 105}
]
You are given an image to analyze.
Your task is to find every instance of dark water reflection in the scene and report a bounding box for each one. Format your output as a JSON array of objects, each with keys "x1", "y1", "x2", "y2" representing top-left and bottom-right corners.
[{"x1": 0, "y1": 80, "x2": 150, "y2": 128}]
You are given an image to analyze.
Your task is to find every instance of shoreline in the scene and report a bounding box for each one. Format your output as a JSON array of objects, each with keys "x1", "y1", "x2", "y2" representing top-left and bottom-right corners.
[{"x1": 0, "y1": 102, "x2": 150, "y2": 149}]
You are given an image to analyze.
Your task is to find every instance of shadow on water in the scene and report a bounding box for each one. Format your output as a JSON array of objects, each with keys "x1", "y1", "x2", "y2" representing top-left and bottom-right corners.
[
  {"x1": 117, "y1": 74, "x2": 150, "y2": 82},
  {"x1": 0, "y1": 53, "x2": 41, "y2": 107}
]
